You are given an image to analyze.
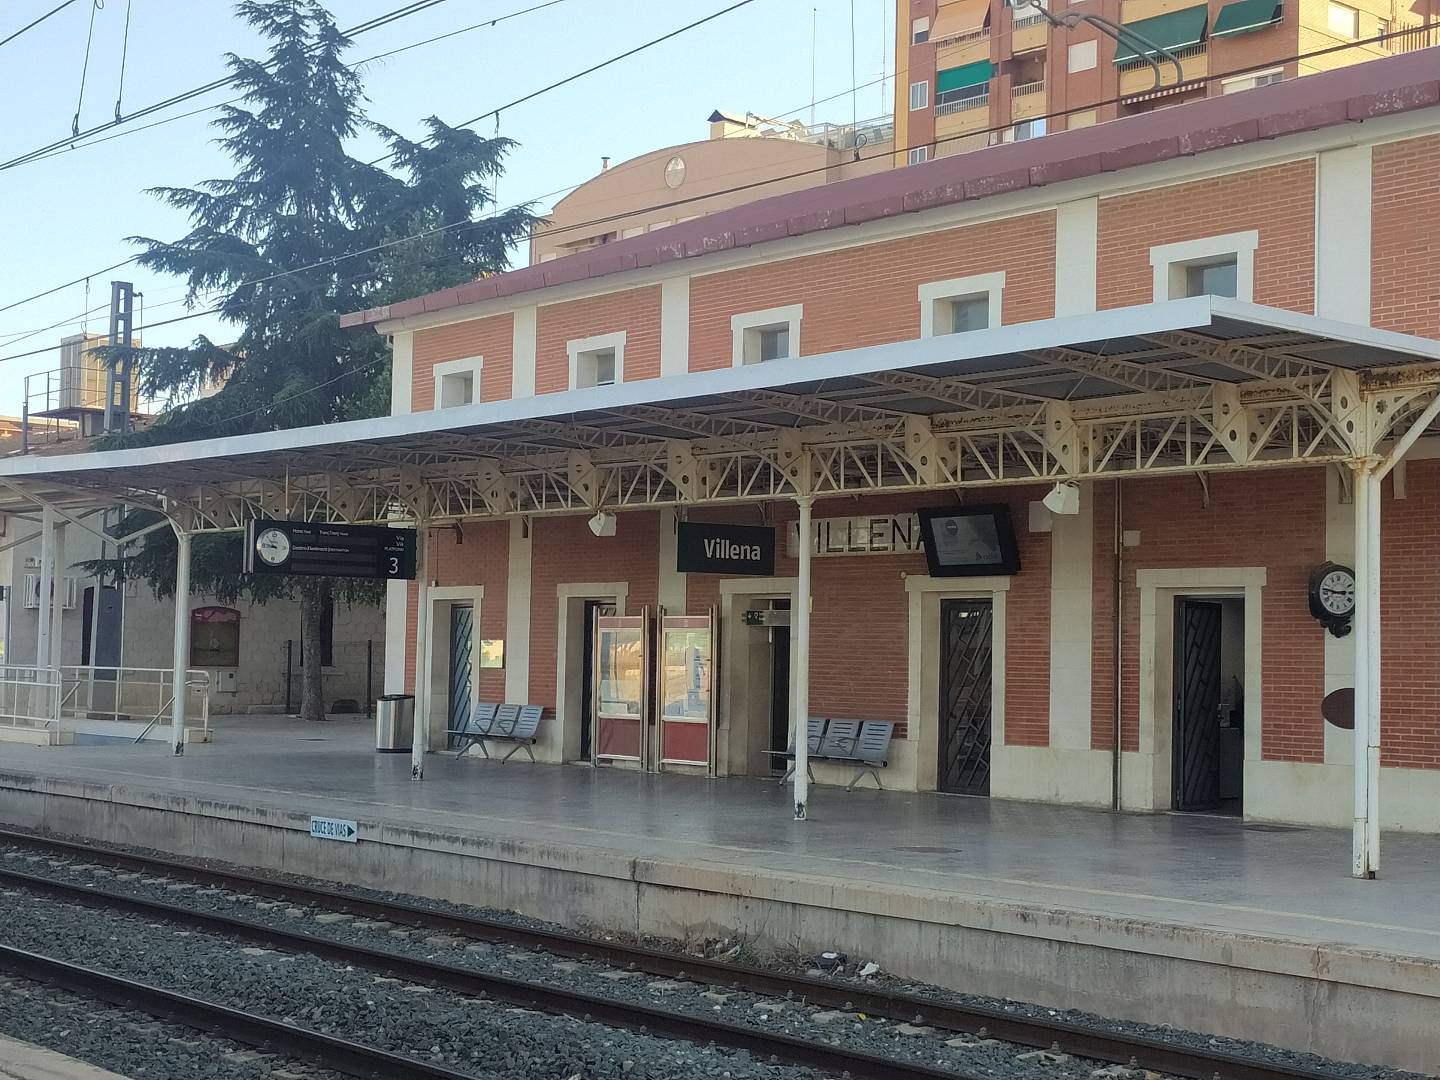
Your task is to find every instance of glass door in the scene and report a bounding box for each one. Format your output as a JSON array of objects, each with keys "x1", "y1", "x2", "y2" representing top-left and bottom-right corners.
[
  {"x1": 658, "y1": 612, "x2": 714, "y2": 772},
  {"x1": 593, "y1": 613, "x2": 648, "y2": 765}
]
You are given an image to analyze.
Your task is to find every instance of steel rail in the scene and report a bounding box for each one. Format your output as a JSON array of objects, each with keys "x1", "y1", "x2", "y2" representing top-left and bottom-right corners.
[
  {"x1": 0, "y1": 865, "x2": 964, "y2": 1080},
  {"x1": 0, "y1": 943, "x2": 484, "y2": 1080},
  {"x1": 0, "y1": 829, "x2": 1343, "y2": 1080}
]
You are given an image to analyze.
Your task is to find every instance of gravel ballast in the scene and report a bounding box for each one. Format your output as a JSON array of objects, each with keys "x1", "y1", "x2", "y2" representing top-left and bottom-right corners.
[{"x1": 0, "y1": 834, "x2": 1431, "y2": 1080}]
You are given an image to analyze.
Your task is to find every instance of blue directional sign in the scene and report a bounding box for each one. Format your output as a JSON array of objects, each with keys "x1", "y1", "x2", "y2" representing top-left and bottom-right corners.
[{"x1": 309, "y1": 815, "x2": 359, "y2": 843}]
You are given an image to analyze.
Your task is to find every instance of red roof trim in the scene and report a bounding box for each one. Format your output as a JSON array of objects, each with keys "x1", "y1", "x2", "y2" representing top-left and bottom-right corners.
[{"x1": 340, "y1": 48, "x2": 1440, "y2": 330}]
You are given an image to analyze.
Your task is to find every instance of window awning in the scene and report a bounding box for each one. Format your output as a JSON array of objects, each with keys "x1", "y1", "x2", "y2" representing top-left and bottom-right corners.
[
  {"x1": 1211, "y1": 0, "x2": 1283, "y2": 37},
  {"x1": 1113, "y1": 5, "x2": 1209, "y2": 63},
  {"x1": 937, "y1": 60, "x2": 995, "y2": 94},
  {"x1": 931, "y1": 0, "x2": 990, "y2": 41}
]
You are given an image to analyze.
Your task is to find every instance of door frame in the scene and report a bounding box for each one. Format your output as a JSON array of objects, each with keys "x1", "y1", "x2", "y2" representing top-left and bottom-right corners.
[
  {"x1": 906, "y1": 574, "x2": 1011, "y2": 793},
  {"x1": 1134, "y1": 568, "x2": 1264, "y2": 812},
  {"x1": 554, "y1": 582, "x2": 629, "y2": 763},
  {"x1": 719, "y1": 577, "x2": 798, "y2": 778},
  {"x1": 422, "y1": 586, "x2": 484, "y2": 752}
]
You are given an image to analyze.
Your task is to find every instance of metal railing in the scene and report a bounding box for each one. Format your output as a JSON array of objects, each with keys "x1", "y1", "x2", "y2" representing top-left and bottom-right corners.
[
  {"x1": 1116, "y1": 41, "x2": 1206, "y2": 70},
  {"x1": 936, "y1": 90, "x2": 990, "y2": 116},
  {"x1": 1012, "y1": 11, "x2": 1049, "y2": 29},
  {"x1": 932, "y1": 25, "x2": 989, "y2": 49},
  {"x1": 0, "y1": 667, "x2": 61, "y2": 731},
  {"x1": 1387, "y1": 22, "x2": 1438, "y2": 52},
  {"x1": 57, "y1": 666, "x2": 211, "y2": 743},
  {"x1": 1012, "y1": 79, "x2": 1046, "y2": 98}
]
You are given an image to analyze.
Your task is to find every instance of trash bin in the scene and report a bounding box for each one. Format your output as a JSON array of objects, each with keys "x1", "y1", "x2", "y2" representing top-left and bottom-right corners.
[{"x1": 375, "y1": 694, "x2": 414, "y2": 753}]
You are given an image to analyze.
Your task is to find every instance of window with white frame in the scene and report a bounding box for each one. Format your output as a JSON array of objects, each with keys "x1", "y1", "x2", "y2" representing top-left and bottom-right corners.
[
  {"x1": 731, "y1": 305, "x2": 802, "y2": 366},
  {"x1": 1067, "y1": 39, "x2": 1097, "y2": 73},
  {"x1": 918, "y1": 272, "x2": 1005, "y2": 337},
  {"x1": 909, "y1": 80, "x2": 930, "y2": 110},
  {"x1": 1149, "y1": 231, "x2": 1259, "y2": 302},
  {"x1": 1326, "y1": 0, "x2": 1358, "y2": 37},
  {"x1": 1222, "y1": 68, "x2": 1283, "y2": 93},
  {"x1": 567, "y1": 331, "x2": 626, "y2": 388},
  {"x1": 911, "y1": 16, "x2": 929, "y2": 43},
  {"x1": 907, "y1": 144, "x2": 930, "y2": 165},
  {"x1": 1010, "y1": 117, "x2": 1047, "y2": 141},
  {"x1": 431, "y1": 356, "x2": 482, "y2": 409}
]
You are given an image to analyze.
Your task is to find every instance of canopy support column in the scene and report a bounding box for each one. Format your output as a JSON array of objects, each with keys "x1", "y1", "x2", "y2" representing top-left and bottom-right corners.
[
  {"x1": 169, "y1": 526, "x2": 192, "y2": 757},
  {"x1": 1351, "y1": 465, "x2": 1381, "y2": 878},
  {"x1": 793, "y1": 496, "x2": 814, "y2": 821},
  {"x1": 35, "y1": 506, "x2": 55, "y2": 673},
  {"x1": 411, "y1": 522, "x2": 431, "y2": 781}
]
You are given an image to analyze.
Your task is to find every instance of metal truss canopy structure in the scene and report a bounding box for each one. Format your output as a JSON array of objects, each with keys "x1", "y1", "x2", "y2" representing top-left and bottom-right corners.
[{"x1": 0, "y1": 298, "x2": 1435, "y2": 533}]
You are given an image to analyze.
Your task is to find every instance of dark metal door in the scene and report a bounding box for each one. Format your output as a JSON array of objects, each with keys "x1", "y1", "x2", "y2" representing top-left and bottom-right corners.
[
  {"x1": 446, "y1": 604, "x2": 474, "y2": 751},
  {"x1": 1174, "y1": 600, "x2": 1223, "y2": 811},
  {"x1": 769, "y1": 623, "x2": 791, "y2": 766},
  {"x1": 938, "y1": 598, "x2": 994, "y2": 795}
]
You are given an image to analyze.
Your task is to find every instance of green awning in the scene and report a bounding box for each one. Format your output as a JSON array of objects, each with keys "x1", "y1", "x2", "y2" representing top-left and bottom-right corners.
[
  {"x1": 936, "y1": 60, "x2": 994, "y2": 94},
  {"x1": 1113, "y1": 5, "x2": 1209, "y2": 64},
  {"x1": 1212, "y1": 0, "x2": 1283, "y2": 37}
]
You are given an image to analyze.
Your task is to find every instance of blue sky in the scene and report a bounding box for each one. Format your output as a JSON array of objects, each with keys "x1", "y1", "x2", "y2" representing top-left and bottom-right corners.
[{"x1": 0, "y1": 0, "x2": 892, "y2": 410}]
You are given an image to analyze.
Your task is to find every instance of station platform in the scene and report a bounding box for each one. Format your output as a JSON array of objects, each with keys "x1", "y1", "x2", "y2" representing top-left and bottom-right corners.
[{"x1": 0, "y1": 715, "x2": 1435, "y2": 1071}]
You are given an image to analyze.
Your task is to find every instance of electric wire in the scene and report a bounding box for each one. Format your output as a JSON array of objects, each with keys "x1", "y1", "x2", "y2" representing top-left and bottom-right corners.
[
  {"x1": 0, "y1": 0, "x2": 82, "y2": 50},
  {"x1": 113, "y1": 0, "x2": 132, "y2": 121},
  {"x1": 70, "y1": 0, "x2": 102, "y2": 137}
]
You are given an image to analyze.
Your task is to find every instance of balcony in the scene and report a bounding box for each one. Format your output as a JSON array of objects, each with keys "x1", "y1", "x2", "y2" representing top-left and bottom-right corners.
[
  {"x1": 936, "y1": 90, "x2": 990, "y2": 116},
  {"x1": 1011, "y1": 79, "x2": 1047, "y2": 119},
  {"x1": 935, "y1": 27, "x2": 991, "y2": 68},
  {"x1": 1118, "y1": 42, "x2": 1208, "y2": 96}
]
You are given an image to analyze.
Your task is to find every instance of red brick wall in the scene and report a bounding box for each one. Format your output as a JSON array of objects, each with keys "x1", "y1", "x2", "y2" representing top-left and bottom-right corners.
[
  {"x1": 411, "y1": 314, "x2": 514, "y2": 410},
  {"x1": 1372, "y1": 134, "x2": 1440, "y2": 339},
  {"x1": 1381, "y1": 459, "x2": 1440, "y2": 770},
  {"x1": 681, "y1": 488, "x2": 1050, "y2": 746},
  {"x1": 527, "y1": 511, "x2": 661, "y2": 709},
  {"x1": 1096, "y1": 160, "x2": 1316, "y2": 312},
  {"x1": 402, "y1": 522, "x2": 510, "y2": 706},
  {"x1": 1093, "y1": 469, "x2": 1327, "y2": 762},
  {"x1": 687, "y1": 212, "x2": 1057, "y2": 372},
  {"x1": 533, "y1": 287, "x2": 662, "y2": 394}
]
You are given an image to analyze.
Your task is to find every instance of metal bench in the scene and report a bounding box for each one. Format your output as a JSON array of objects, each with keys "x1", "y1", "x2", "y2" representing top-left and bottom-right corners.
[
  {"x1": 449, "y1": 702, "x2": 497, "y2": 755},
  {"x1": 769, "y1": 717, "x2": 894, "y2": 790},
  {"x1": 765, "y1": 717, "x2": 827, "y2": 783},
  {"x1": 452, "y1": 702, "x2": 543, "y2": 763}
]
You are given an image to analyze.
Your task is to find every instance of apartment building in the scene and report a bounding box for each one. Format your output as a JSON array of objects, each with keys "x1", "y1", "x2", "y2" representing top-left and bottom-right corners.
[{"x1": 894, "y1": 0, "x2": 1438, "y2": 161}]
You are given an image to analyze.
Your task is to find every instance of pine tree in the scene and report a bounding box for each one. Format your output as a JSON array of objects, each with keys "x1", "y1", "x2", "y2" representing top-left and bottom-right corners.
[{"x1": 94, "y1": 1, "x2": 536, "y2": 722}]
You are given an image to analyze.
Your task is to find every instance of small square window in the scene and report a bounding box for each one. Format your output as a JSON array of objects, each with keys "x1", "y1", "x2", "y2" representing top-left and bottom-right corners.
[
  {"x1": 912, "y1": 16, "x2": 929, "y2": 43},
  {"x1": 907, "y1": 145, "x2": 930, "y2": 165},
  {"x1": 758, "y1": 326, "x2": 789, "y2": 362},
  {"x1": 909, "y1": 80, "x2": 929, "y2": 111},
  {"x1": 568, "y1": 331, "x2": 626, "y2": 389},
  {"x1": 1067, "y1": 39, "x2": 1097, "y2": 73},
  {"x1": 1327, "y1": 1, "x2": 1358, "y2": 37},
  {"x1": 431, "y1": 357, "x2": 482, "y2": 410},
  {"x1": 579, "y1": 348, "x2": 617, "y2": 387},
  {"x1": 919, "y1": 273, "x2": 1005, "y2": 338},
  {"x1": 732, "y1": 305, "x2": 802, "y2": 367},
  {"x1": 946, "y1": 295, "x2": 991, "y2": 334},
  {"x1": 1183, "y1": 258, "x2": 1239, "y2": 299}
]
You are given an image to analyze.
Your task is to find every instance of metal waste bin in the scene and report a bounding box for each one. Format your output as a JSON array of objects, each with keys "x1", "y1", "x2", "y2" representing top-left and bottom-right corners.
[{"x1": 375, "y1": 694, "x2": 414, "y2": 753}]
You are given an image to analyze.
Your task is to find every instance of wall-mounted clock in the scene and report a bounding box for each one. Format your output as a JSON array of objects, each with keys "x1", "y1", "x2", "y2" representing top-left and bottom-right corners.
[{"x1": 1308, "y1": 561, "x2": 1355, "y2": 637}]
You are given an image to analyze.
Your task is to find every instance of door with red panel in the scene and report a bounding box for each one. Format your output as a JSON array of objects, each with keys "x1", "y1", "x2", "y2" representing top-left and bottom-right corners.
[
  {"x1": 592, "y1": 612, "x2": 650, "y2": 766},
  {"x1": 658, "y1": 612, "x2": 715, "y2": 774}
]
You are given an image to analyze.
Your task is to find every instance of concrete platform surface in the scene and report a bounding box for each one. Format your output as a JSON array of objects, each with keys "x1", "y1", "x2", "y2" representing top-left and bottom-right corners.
[
  {"x1": 0, "y1": 1036, "x2": 131, "y2": 1080},
  {"x1": 0, "y1": 714, "x2": 1435, "y2": 961},
  {"x1": 1, "y1": 716, "x2": 1438, "y2": 1069}
]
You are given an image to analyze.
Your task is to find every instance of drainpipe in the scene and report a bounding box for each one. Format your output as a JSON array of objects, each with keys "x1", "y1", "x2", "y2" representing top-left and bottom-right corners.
[{"x1": 1111, "y1": 479, "x2": 1124, "y2": 812}]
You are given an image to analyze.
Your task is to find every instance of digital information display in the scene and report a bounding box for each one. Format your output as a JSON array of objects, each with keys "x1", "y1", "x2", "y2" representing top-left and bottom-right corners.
[
  {"x1": 243, "y1": 520, "x2": 416, "y2": 580},
  {"x1": 917, "y1": 505, "x2": 1021, "y2": 577}
]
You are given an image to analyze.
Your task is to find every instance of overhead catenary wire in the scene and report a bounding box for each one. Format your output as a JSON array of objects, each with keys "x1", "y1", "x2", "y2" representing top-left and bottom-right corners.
[
  {"x1": 113, "y1": 0, "x2": 132, "y2": 121},
  {"x1": 0, "y1": 0, "x2": 82, "y2": 50},
  {"x1": 71, "y1": 0, "x2": 104, "y2": 137}
]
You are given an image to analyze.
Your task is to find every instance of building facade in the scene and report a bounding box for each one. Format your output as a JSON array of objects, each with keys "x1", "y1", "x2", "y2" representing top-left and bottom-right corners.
[
  {"x1": 893, "y1": 0, "x2": 1438, "y2": 161},
  {"x1": 350, "y1": 50, "x2": 1439, "y2": 832}
]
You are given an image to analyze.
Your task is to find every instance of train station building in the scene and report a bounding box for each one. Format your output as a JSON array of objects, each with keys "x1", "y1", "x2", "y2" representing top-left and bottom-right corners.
[{"x1": 0, "y1": 49, "x2": 1437, "y2": 885}]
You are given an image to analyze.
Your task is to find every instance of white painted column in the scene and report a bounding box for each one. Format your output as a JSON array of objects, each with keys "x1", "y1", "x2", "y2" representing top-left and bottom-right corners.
[
  {"x1": 657, "y1": 509, "x2": 685, "y2": 613},
  {"x1": 35, "y1": 507, "x2": 55, "y2": 672},
  {"x1": 792, "y1": 497, "x2": 814, "y2": 820},
  {"x1": 1315, "y1": 146, "x2": 1372, "y2": 324},
  {"x1": 1351, "y1": 467, "x2": 1380, "y2": 878},
  {"x1": 659, "y1": 278, "x2": 691, "y2": 378},
  {"x1": 48, "y1": 524, "x2": 65, "y2": 671},
  {"x1": 384, "y1": 332, "x2": 414, "y2": 696},
  {"x1": 1054, "y1": 198, "x2": 1099, "y2": 317},
  {"x1": 411, "y1": 523, "x2": 431, "y2": 780},
  {"x1": 1047, "y1": 493, "x2": 1094, "y2": 751},
  {"x1": 511, "y1": 306, "x2": 538, "y2": 399},
  {"x1": 170, "y1": 528, "x2": 192, "y2": 756},
  {"x1": 504, "y1": 517, "x2": 532, "y2": 705},
  {"x1": 1323, "y1": 467, "x2": 1356, "y2": 766}
]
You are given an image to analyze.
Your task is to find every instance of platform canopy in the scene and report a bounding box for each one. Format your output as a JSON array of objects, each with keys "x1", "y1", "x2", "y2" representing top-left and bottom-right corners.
[{"x1": 0, "y1": 297, "x2": 1437, "y2": 534}]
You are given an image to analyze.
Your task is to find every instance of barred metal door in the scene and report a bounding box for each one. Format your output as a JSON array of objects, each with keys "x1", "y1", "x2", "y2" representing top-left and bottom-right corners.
[
  {"x1": 446, "y1": 604, "x2": 474, "y2": 751},
  {"x1": 1173, "y1": 600, "x2": 1223, "y2": 811},
  {"x1": 938, "y1": 599, "x2": 994, "y2": 795}
]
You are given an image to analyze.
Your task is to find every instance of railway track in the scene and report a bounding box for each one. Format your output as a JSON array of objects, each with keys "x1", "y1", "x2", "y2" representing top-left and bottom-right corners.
[{"x1": 0, "y1": 827, "x2": 1350, "y2": 1080}]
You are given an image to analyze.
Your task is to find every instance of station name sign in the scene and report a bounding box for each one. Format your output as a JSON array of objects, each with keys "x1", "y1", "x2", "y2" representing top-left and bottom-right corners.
[
  {"x1": 243, "y1": 520, "x2": 416, "y2": 580},
  {"x1": 677, "y1": 521, "x2": 775, "y2": 576},
  {"x1": 786, "y1": 513, "x2": 924, "y2": 558}
]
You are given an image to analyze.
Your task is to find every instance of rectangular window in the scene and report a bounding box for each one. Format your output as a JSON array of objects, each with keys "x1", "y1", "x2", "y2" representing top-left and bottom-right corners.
[
  {"x1": 912, "y1": 16, "x2": 929, "y2": 43},
  {"x1": 1327, "y1": 1, "x2": 1358, "y2": 37},
  {"x1": 918, "y1": 272, "x2": 1006, "y2": 338},
  {"x1": 1013, "y1": 118, "x2": 1047, "y2": 141},
  {"x1": 909, "y1": 80, "x2": 929, "y2": 110},
  {"x1": 1184, "y1": 258, "x2": 1239, "y2": 299},
  {"x1": 908, "y1": 145, "x2": 930, "y2": 165},
  {"x1": 568, "y1": 331, "x2": 626, "y2": 389},
  {"x1": 431, "y1": 356, "x2": 482, "y2": 410},
  {"x1": 731, "y1": 305, "x2": 802, "y2": 366},
  {"x1": 1067, "y1": 39, "x2": 1098, "y2": 73}
]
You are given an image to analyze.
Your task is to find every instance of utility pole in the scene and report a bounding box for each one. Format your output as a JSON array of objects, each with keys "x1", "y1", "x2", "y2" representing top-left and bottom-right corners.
[{"x1": 103, "y1": 281, "x2": 135, "y2": 435}]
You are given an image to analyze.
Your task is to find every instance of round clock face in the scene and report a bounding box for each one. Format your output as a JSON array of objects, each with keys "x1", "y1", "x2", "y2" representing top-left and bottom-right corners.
[
  {"x1": 1317, "y1": 566, "x2": 1356, "y2": 617},
  {"x1": 255, "y1": 528, "x2": 291, "y2": 567}
]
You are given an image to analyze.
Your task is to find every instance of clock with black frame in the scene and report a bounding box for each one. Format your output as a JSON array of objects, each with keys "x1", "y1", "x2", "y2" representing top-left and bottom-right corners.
[{"x1": 1308, "y1": 561, "x2": 1356, "y2": 637}]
